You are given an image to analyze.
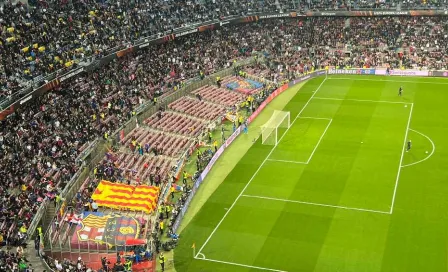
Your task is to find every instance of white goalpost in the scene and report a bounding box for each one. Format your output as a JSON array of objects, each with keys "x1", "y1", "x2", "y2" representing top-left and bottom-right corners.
[{"x1": 261, "y1": 110, "x2": 291, "y2": 145}]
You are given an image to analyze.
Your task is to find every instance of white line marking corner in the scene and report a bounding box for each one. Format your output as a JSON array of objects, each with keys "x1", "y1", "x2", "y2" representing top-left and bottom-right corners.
[{"x1": 197, "y1": 257, "x2": 287, "y2": 272}]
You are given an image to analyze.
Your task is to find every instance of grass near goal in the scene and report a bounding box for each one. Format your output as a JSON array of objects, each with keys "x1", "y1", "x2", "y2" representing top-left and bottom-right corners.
[{"x1": 260, "y1": 110, "x2": 290, "y2": 145}]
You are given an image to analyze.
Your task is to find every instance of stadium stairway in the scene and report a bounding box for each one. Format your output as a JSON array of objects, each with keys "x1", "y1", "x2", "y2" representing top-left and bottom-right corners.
[
  {"x1": 25, "y1": 241, "x2": 47, "y2": 271},
  {"x1": 43, "y1": 203, "x2": 56, "y2": 233},
  {"x1": 345, "y1": 18, "x2": 351, "y2": 28}
]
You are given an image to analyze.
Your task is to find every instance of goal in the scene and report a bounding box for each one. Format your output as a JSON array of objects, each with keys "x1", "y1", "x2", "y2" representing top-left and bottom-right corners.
[{"x1": 261, "y1": 110, "x2": 291, "y2": 145}]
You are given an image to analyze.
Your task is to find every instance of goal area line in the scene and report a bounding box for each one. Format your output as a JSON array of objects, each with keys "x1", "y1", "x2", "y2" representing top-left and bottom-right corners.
[{"x1": 266, "y1": 117, "x2": 332, "y2": 165}]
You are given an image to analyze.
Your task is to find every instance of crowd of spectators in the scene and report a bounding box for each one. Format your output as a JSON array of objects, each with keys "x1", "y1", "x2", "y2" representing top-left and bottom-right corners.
[
  {"x1": 1, "y1": 13, "x2": 448, "y2": 271},
  {"x1": 42, "y1": 254, "x2": 93, "y2": 272},
  {"x1": 2, "y1": 0, "x2": 448, "y2": 100},
  {"x1": 0, "y1": 0, "x2": 287, "y2": 97},
  {"x1": 0, "y1": 247, "x2": 33, "y2": 272}
]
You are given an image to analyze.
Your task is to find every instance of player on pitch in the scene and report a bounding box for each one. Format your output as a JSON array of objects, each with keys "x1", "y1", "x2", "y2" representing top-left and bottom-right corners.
[{"x1": 398, "y1": 86, "x2": 403, "y2": 96}]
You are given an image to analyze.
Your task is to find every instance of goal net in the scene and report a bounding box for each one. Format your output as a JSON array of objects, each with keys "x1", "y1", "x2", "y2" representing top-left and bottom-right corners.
[{"x1": 261, "y1": 111, "x2": 290, "y2": 145}]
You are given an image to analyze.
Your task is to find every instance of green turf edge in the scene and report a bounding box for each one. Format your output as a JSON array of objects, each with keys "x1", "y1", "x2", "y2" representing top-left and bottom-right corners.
[{"x1": 158, "y1": 81, "x2": 306, "y2": 272}]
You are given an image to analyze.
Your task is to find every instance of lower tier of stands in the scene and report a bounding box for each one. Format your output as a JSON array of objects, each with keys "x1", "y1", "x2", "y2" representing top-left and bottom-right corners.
[
  {"x1": 192, "y1": 85, "x2": 245, "y2": 107},
  {"x1": 168, "y1": 96, "x2": 227, "y2": 121},
  {"x1": 122, "y1": 127, "x2": 194, "y2": 158},
  {"x1": 144, "y1": 111, "x2": 206, "y2": 137}
]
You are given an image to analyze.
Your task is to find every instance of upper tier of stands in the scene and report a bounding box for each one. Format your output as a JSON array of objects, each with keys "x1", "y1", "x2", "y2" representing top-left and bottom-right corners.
[{"x1": 1, "y1": 0, "x2": 447, "y2": 100}]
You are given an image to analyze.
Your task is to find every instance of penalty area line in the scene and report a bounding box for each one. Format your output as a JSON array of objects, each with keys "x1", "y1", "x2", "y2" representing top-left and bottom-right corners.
[
  {"x1": 306, "y1": 118, "x2": 332, "y2": 164},
  {"x1": 390, "y1": 103, "x2": 414, "y2": 214},
  {"x1": 242, "y1": 194, "x2": 390, "y2": 214},
  {"x1": 267, "y1": 159, "x2": 307, "y2": 164},
  {"x1": 194, "y1": 257, "x2": 287, "y2": 272},
  {"x1": 401, "y1": 128, "x2": 435, "y2": 168},
  {"x1": 313, "y1": 96, "x2": 411, "y2": 105}
]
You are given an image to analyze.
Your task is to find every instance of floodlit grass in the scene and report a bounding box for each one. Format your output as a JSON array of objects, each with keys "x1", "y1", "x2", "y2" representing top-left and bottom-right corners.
[{"x1": 174, "y1": 75, "x2": 448, "y2": 272}]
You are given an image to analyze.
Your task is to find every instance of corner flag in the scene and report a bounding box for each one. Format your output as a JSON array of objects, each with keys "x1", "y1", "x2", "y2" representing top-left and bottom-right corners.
[{"x1": 191, "y1": 243, "x2": 196, "y2": 249}]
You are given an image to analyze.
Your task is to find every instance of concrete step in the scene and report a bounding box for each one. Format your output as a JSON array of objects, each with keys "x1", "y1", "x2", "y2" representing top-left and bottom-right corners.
[{"x1": 25, "y1": 241, "x2": 47, "y2": 271}]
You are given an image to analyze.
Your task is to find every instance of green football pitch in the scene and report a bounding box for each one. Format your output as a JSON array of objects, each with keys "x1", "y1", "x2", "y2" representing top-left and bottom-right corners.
[{"x1": 174, "y1": 75, "x2": 448, "y2": 272}]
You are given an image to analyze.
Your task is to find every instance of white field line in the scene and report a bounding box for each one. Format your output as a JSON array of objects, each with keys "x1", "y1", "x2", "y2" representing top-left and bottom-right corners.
[
  {"x1": 267, "y1": 159, "x2": 307, "y2": 164},
  {"x1": 306, "y1": 119, "x2": 332, "y2": 164},
  {"x1": 297, "y1": 116, "x2": 333, "y2": 121},
  {"x1": 389, "y1": 103, "x2": 414, "y2": 214},
  {"x1": 313, "y1": 96, "x2": 411, "y2": 105},
  {"x1": 401, "y1": 128, "x2": 436, "y2": 168},
  {"x1": 196, "y1": 253, "x2": 205, "y2": 259},
  {"x1": 241, "y1": 194, "x2": 390, "y2": 214},
  {"x1": 327, "y1": 77, "x2": 448, "y2": 85},
  {"x1": 195, "y1": 78, "x2": 329, "y2": 257},
  {"x1": 194, "y1": 257, "x2": 287, "y2": 272}
]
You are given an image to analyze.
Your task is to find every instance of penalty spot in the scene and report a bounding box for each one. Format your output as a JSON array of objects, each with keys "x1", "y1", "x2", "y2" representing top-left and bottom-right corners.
[{"x1": 405, "y1": 105, "x2": 408, "y2": 108}]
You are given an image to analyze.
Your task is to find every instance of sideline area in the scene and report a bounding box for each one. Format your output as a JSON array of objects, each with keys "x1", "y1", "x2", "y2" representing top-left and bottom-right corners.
[{"x1": 158, "y1": 81, "x2": 307, "y2": 272}]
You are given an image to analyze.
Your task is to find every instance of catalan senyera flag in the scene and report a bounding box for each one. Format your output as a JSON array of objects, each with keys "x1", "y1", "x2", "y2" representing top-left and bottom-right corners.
[{"x1": 92, "y1": 180, "x2": 159, "y2": 213}]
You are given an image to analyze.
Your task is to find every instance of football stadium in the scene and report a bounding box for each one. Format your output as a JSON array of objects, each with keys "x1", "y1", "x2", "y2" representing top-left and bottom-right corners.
[{"x1": 1, "y1": 1, "x2": 448, "y2": 272}]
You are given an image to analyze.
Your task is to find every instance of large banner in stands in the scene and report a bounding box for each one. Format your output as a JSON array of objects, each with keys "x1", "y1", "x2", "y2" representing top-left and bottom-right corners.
[
  {"x1": 328, "y1": 68, "x2": 376, "y2": 75},
  {"x1": 375, "y1": 69, "x2": 429, "y2": 76}
]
